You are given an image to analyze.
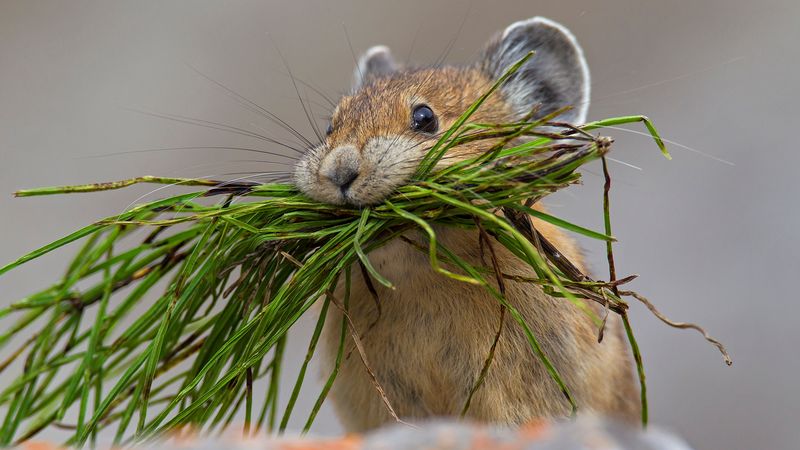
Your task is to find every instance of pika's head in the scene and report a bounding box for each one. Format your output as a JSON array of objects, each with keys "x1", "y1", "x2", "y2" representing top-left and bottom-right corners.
[{"x1": 294, "y1": 17, "x2": 590, "y2": 206}]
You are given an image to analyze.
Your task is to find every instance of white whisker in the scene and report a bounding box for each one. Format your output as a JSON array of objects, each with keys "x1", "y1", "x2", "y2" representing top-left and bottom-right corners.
[
  {"x1": 594, "y1": 56, "x2": 746, "y2": 103},
  {"x1": 602, "y1": 125, "x2": 735, "y2": 166},
  {"x1": 606, "y1": 157, "x2": 642, "y2": 171}
]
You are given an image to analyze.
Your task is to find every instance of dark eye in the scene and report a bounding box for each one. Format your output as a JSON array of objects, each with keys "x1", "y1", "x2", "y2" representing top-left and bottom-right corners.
[
  {"x1": 325, "y1": 122, "x2": 333, "y2": 136},
  {"x1": 411, "y1": 105, "x2": 438, "y2": 133}
]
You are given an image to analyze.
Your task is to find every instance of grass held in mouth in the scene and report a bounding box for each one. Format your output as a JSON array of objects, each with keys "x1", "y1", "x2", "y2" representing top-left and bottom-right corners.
[{"x1": 0, "y1": 58, "x2": 730, "y2": 447}]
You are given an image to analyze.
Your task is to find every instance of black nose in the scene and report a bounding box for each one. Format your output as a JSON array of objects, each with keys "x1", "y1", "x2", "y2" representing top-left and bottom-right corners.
[{"x1": 330, "y1": 167, "x2": 359, "y2": 191}]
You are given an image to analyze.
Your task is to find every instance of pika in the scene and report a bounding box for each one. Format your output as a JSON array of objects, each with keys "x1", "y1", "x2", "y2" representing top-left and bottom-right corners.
[{"x1": 294, "y1": 17, "x2": 639, "y2": 432}]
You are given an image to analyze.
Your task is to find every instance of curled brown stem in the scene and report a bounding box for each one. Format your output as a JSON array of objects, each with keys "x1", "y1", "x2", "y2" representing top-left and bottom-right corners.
[{"x1": 620, "y1": 290, "x2": 732, "y2": 366}]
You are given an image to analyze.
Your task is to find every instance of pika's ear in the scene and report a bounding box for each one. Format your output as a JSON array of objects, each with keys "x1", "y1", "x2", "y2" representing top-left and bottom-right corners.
[
  {"x1": 352, "y1": 45, "x2": 399, "y2": 91},
  {"x1": 480, "y1": 17, "x2": 590, "y2": 123}
]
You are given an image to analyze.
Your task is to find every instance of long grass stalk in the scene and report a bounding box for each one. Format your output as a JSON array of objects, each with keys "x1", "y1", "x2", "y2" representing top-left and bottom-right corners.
[{"x1": 0, "y1": 56, "x2": 730, "y2": 444}]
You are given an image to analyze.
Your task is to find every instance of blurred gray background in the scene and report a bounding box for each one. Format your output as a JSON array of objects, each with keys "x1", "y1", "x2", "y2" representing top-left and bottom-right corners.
[{"x1": 1, "y1": 1, "x2": 798, "y2": 448}]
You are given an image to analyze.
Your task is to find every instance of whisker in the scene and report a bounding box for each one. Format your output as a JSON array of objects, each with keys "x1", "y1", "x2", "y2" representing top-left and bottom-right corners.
[
  {"x1": 116, "y1": 172, "x2": 230, "y2": 220},
  {"x1": 168, "y1": 172, "x2": 290, "y2": 219},
  {"x1": 303, "y1": 88, "x2": 325, "y2": 139},
  {"x1": 186, "y1": 63, "x2": 316, "y2": 150},
  {"x1": 145, "y1": 159, "x2": 294, "y2": 177},
  {"x1": 563, "y1": 56, "x2": 749, "y2": 117},
  {"x1": 125, "y1": 108, "x2": 306, "y2": 154},
  {"x1": 270, "y1": 44, "x2": 325, "y2": 143},
  {"x1": 404, "y1": 21, "x2": 424, "y2": 65},
  {"x1": 290, "y1": 76, "x2": 337, "y2": 108},
  {"x1": 605, "y1": 157, "x2": 642, "y2": 171},
  {"x1": 82, "y1": 146, "x2": 299, "y2": 162},
  {"x1": 187, "y1": 64, "x2": 314, "y2": 146},
  {"x1": 219, "y1": 170, "x2": 292, "y2": 178},
  {"x1": 602, "y1": 125, "x2": 735, "y2": 166},
  {"x1": 300, "y1": 98, "x2": 334, "y2": 112},
  {"x1": 116, "y1": 165, "x2": 293, "y2": 222},
  {"x1": 223, "y1": 159, "x2": 295, "y2": 167},
  {"x1": 593, "y1": 56, "x2": 747, "y2": 103},
  {"x1": 432, "y1": 6, "x2": 472, "y2": 68},
  {"x1": 343, "y1": 23, "x2": 363, "y2": 85},
  {"x1": 246, "y1": 121, "x2": 310, "y2": 152}
]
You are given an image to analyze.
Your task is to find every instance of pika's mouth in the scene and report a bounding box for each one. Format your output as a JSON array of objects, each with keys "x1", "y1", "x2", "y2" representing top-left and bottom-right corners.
[{"x1": 294, "y1": 136, "x2": 424, "y2": 207}]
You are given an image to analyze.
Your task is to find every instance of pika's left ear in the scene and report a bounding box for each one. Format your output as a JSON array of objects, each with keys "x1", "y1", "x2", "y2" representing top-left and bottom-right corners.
[
  {"x1": 352, "y1": 45, "x2": 399, "y2": 91},
  {"x1": 480, "y1": 17, "x2": 590, "y2": 123}
]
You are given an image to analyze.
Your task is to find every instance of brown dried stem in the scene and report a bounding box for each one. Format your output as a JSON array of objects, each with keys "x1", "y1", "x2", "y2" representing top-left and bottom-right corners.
[{"x1": 619, "y1": 290, "x2": 732, "y2": 366}]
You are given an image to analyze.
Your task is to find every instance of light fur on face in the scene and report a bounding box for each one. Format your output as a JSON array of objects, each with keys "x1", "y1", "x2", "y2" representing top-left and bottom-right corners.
[{"x1": 294, "y1": 135, "x2": 425, "y2": 206}]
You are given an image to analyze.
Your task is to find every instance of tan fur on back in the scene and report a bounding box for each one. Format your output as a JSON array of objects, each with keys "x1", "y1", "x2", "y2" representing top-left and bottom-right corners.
[{"x1": 321, "y1": 214, "x2": 639, "y2": 432}]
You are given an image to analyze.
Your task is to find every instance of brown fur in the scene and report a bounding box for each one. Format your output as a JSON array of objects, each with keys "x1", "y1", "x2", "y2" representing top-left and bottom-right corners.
[
  {"x1": 295, "y1": 44, "x2": 639, "y2": 432},
  {"x1": 322, "y1": 217, "x2": 639, "y2": 432},
  {"x1": 329, "y1": 67, "x2": 509, "y2": 153}
]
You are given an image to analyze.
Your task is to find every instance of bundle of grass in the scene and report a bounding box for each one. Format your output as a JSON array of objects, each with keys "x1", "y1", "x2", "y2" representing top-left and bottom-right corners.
[{"x1": 0, "y1": 55, "x2": 729, "y2": 447}]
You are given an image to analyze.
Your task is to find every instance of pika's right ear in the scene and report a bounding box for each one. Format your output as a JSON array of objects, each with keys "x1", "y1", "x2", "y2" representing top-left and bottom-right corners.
[{"x1": 352, "y1": 45, "x2": 398, "y2": 91}]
